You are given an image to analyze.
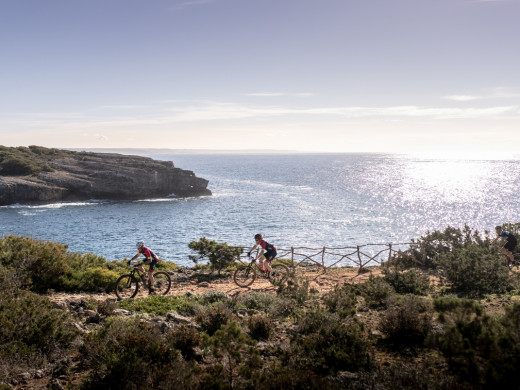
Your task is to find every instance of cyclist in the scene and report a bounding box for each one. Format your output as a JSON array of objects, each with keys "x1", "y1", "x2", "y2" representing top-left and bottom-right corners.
[
  {"x1": 128, "y1": 240, "x2": 159, "y2": 294},
  {"x1": 491, "y1": 225, "x2": 517, "y2": 268},
  {"x1": 247, "y1": 233, "x2": 277, "y2": 278}
]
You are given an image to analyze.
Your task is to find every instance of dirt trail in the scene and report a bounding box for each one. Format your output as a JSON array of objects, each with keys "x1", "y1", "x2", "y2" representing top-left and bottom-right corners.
[{"x1": 47, "y1": 266, "x2": 384, "y2": 304}]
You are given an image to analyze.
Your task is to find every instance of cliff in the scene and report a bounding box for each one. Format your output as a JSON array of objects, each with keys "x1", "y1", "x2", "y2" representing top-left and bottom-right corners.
[{"x1": 0, "y1": 146, "x2": 211, "y2": 206}]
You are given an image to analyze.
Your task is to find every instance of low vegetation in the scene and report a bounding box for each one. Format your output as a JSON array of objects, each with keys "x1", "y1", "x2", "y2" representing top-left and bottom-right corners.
[
  {"x1": 0, "y1": 145, "x2": 71, "y2": 176},
  {"x1": 1, "y1": 224, "x2": 520, "y2": 389}
]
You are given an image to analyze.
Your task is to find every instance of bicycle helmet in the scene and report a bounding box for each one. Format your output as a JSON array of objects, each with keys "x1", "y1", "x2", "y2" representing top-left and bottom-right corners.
[
  {"x1": 254, "y1": 234, "x2": 262, "y2": 240},
  {"x1": 136, "y1": 240, "x2": 145, "y2": 248}
]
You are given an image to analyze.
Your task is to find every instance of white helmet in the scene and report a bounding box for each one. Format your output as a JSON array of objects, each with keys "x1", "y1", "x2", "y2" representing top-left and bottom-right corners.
[{"x1": 136, "y1": 240, "x2": 145, "y2": 248}]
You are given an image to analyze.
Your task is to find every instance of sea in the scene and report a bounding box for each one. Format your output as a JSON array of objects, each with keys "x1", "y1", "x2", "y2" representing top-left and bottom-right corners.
[{"x1": 1, "y1": 152, "x2": 519, "y2": 267}]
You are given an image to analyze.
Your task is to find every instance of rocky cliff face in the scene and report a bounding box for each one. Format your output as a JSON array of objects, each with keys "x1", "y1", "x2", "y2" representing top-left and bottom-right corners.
[{"x1": 0, "y1": 150, "x2": 211, "y2": 206}]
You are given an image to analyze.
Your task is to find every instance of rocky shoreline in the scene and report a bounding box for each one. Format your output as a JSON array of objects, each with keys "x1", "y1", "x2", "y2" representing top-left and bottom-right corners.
[{"x1": 0, "y1": 147, "x2": 211, "y2": 205}]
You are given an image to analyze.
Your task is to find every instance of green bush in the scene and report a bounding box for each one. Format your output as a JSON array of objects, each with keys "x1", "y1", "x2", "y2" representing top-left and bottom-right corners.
[
  {"x1": 382, "y1": 266, "x2": 431, "y2": 295},
  {"x1": 0, "y1": 235, "x2": 119, "y2": 292},
  {"x1": 248, "y1": 314, "x2": 274, "y2": 340},
  {"x1": 434, "y1": 244, "x2": 512, "y2": 297},
  {"x1": 166, "y1": 324, "x2": 202, "y2": 360},
  {"x1": 357, "y1": 275, "x2": 395, "y2": 309},
  {"x1": 0, "y1": 156, "x2": 39, "y2": 175},
  {"x1": 390, "y1": 225, "x2": 488, "y2": 270},
  {"x1": 323, "y1": 285, "x2": 358, "y2": 317},
  {"x1": 0, "y1": 290, "x2": 77, "y2": 382},
  {"x1": 379, "y1": 295, "x2": 433, "y2": 348},
  {"x1": 80, "y1": 318, "x2": 184, "y2": 389},
  {"x1": 188, "y1": 237, "x2": 242, "y2": 275},
  {"x1": 195, "y1": 303, "x2": 234, "y2": 336},
  {"x1": 290, "y1": 316, "x2": 372, "y2": 375}
]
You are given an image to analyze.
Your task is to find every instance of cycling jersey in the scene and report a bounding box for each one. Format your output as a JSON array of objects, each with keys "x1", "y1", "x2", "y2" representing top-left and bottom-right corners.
[
  {"x1": 138, "y1": 247, "x2": 159, "y2": 270},
  {"x1": 500, "y1": 231, "x2": 518, "y2": 252},
  {"x1": 259, "y1": 240, "x2": 276, "y2": 252}
]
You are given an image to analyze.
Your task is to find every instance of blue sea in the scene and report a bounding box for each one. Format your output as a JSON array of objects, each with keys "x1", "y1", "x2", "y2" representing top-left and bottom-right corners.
[{"x1": 1, "y1": 153, "x2": 519, "y2": 267}]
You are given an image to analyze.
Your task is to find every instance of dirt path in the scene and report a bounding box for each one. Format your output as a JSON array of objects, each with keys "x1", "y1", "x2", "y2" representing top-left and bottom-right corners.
[{"x1": 47, "y1": 266, "x2": 384, "y2": 305}]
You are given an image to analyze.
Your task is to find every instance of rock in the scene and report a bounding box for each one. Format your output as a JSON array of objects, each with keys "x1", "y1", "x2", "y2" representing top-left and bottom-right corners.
[
  {"x1": 113, "y1": 308, "x2": 132, "y2": 316},
  {"x1": 198, "y1": 282, "x2": 210, "y2": 287},
  {"x1": 166, "y1": 311, "x2": 194, "y2": 324},
  {"x1": 0, "y1": 147, "x2": 211, "y2": 205}
]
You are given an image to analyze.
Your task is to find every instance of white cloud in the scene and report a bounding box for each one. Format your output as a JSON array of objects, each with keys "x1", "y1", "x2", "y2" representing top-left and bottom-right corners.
[
  {"x1": 245, "y1": 92, "x2": 315, "y2": 98},
  {"x1": 443, "y1": 95, "x2": 481, "y2": 101}
]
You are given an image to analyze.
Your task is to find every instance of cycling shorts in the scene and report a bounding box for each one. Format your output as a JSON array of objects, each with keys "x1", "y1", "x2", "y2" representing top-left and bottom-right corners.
[
  {"x1": 504, "y1": 238, "x2": 517, "y2": 252},
  {"x1": 143, "y1": 258, "x2": 158, "y2": 271},
  {"x1": 263, "y1": 250, "x2": 277, "y2": 262}
]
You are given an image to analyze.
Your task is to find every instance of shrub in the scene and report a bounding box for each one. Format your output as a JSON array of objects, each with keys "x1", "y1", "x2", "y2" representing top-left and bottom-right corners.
[
  {"x1": 290, "y1": 316, "x2": 372, "y2": 375},
  {"x1": 188, "y1": 237, "x2": 242, "y2": 275},
  {"x1": 80, "y1": 317, "x2": 184, "y2": 389},
  {"x1": 382, "y1": 266, "x2": 431, "y2": 295},
  {"x1": 0, "y1": 235, "x2": 119, "y2": 292},
  {"x1": 323, "y1": 285, "x2": 358, "y2": 317},
  {"x1": 166, "y1": 324, "x2": 202, "y2": 360},
  {"x1": 357, "y1": 275, "x2": 395, "y2": 309},
  {"x1": 379, "y1": 295, "x2": 433, "y2": 348},
  {"x1": 0, "y1": 156, "x2": 39, "y2": 175},
  {"x1": 0, "y1": 290, "x2": 77, "y2": 381},
  {"x1": 390, "y1": 225, "x2": 488, "y2": 270},
  {"x1": 248, "y1": 314, "x2": 274, "y2": 340},
  {"x1": 117, "y1": 295, "x2": 199, "y2": 316},
  {"x1": 195, "y1": 303, "x2": 234, "y2": 336},
  {"x1": 434, "y1": 244, "x2": 512, "y2": 297}
]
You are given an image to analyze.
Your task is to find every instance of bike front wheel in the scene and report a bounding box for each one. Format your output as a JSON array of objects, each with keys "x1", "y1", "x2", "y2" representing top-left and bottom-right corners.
[
  {"x1": 270, "y1": 264, "x2": 290, "y2": 286},
  {"x1": 115, "y1": 274, "x2": 139, "y2": 300},
  {"x1": 234, "y1": 265, "x2": 256, "y2": 287},
  {"x1": 153, "y1": 271, "x2": 172, "y2": 295}
]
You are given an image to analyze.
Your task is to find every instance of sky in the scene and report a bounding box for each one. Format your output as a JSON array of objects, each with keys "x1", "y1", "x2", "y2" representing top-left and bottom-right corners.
[{"x1": 1, "y1": 0, "x2": 519, "y2": 155}]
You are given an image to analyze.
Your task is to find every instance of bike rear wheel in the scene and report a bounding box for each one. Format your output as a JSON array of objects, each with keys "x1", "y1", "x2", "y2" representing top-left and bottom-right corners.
[
  {"x1": 234, "y1": 265, "x2": 256, "y2": 287},
  {"x1": 115, "y1": 274, "x2": 139, "y2": 300},
  {"x1": 270, "y1": 264, "x2": 290, "y2": 286},
  {"x1": 153, "y1": 271, "x2": 172, "y2": 295}
]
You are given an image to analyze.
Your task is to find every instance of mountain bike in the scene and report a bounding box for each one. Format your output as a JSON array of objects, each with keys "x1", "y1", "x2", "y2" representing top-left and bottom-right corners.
[
  {"x1": 233, "y1": 255, "x2": 289, "y2": 288},
  {"x1": 115, "y1": 262, "x2": 172, "y2": 300}
]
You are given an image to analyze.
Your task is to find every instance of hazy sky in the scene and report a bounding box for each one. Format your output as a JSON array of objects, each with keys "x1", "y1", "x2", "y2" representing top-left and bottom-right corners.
[{"x1": 1, "y1": 0, "x2": 519, "y2": 155}]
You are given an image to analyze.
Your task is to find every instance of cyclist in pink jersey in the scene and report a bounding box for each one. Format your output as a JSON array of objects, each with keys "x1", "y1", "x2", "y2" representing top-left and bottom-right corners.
[
  {"x1": 128, "y1": 240, "x2": 159, "y2": 294},
  {"x1": 247, "y1": 233, "x2": 277, "y2": 278}
]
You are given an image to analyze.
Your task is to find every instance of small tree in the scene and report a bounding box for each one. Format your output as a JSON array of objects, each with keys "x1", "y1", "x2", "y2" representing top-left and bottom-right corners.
[{"x1": 188, "y1": 237, "x2": 242, "y2": 275}]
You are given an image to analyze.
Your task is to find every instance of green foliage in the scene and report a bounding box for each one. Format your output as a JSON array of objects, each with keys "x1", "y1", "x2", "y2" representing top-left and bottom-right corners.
[
  {"x1": 80, "y1": 318, "x2": 184, "y2": 389},
  {"x1": 166, "y1": 324, "x2": 202, "y2": 360},
  {"x1": 434, "y1": 244, "x2": 512, "y2": 297},
  {"x1": 195, "y1": 303, "x2": 234, "y2": 336},
  {"x1": 323, "y1": 284, "x2": 358, "y2": 317},
  {"x1": 290, "y1": 315, "x2": 372, "y2": 375},
  {"x1": 379, "y1": 295, "x2": 433, "y2": 348},
  {"x1": 0, "y1": 235, "x2": 120, "y2": 292},
  {"x1": 188, "y1": 237, "x2": 242, "y2": 274},
  {"x1": 382, "y1": 266, "x2": 431, "y2": 295},
  {"x1": 247, "y1": 314, "x2": 274, "y2": 340},
  {"x1": 0, "y1": 145, "x2": 69, "y2": 176},
  {"x1": 117, "y1": 294, "x2": 199, "y2": 316},
  {"x1": 0, "y1": 290, "x2": 77, "y2": 382},
  {"x1": 357, "y1": 275, "x2": 396, "y2": 309},
  {"x1": 390, "y1": 225, "x2": 488, "y2": 269}
]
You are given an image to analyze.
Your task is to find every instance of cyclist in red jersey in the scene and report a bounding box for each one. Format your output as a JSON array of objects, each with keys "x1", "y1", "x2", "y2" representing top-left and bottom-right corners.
[
  {"x1": 247, "y1": 233, "x2": 277, "y2": 278},
  {"x1": 128, "y1": 240, "x2": 159, "y2": 294}
]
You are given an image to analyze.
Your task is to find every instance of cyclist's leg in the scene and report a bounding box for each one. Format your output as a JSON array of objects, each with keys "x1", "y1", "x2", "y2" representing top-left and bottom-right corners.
[
  {"x1": 147, "y1": 259, "x2": 157, "y2": 290},
  {"x1": 264, "y1": 250, "x2": 276, "y2": 273},
  {"x1": 501, "y1": 247, "x2": 514, "y2": 266},
  {"x1": 258, "y1": 256, "x2": 266, "y2": 273}
]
